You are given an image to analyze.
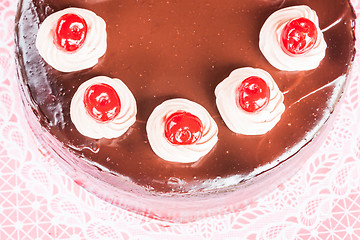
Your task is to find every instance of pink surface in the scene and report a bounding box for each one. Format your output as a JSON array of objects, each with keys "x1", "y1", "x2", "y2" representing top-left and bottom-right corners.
[{"x1": 1, "y1": 0, "x2": 360, "y2": 239}]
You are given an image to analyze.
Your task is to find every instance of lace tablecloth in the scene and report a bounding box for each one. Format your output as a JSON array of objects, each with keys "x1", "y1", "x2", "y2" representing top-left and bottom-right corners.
[{"x1": 1, "y1": 0, "x2": 360, "y2": 239}]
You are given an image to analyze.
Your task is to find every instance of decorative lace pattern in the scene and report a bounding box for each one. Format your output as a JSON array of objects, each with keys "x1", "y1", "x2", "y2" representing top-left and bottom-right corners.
[{"x1": 1, "y1": 0, "x2": 360, "y2": 239}]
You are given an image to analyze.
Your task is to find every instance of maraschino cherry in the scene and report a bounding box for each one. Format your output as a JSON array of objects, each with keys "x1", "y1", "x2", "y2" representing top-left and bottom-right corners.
[
  {"x1": 237, "y1": 76, "x2": 270, "y2": 112},
  {"x1": 280, "y1": 17, "x2": 318, "y2": 55},
  {"x1": 55, "y1": 13, "x2": 88, "y2": 52},
  {"x1": 84, "y1": 84, "x2": 121, "y2": 122},
  {"x1": 165, "y1": 111, "x2": 203, "y2": 145}
]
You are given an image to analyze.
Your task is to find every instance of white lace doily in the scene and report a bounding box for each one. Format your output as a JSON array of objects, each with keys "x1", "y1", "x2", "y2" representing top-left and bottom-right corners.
[{"x1": 1, "y1": 0, "x2": 360, "y2": 239}]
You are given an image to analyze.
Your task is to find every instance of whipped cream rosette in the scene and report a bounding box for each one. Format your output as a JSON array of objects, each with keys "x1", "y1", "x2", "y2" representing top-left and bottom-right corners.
[
  {"x1": 259, "y1": 5, "x2": 327, "y2": 71},
  {"x1": 36, "y1": 7, "x2": 107, "y2": 72},
  {"x1": 70, "y1": 76, "x2": 137, "y2": 139},
  {"x1": 215, "y1": 67, "x2": 285, "y2": 135},
  {"x1": 146, "y1": 99, "x2": 218, "y2": 163}
]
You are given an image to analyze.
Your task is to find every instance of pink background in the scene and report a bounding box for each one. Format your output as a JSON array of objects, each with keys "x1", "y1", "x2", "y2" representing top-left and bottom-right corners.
[{"x1": 1, "y1": 0, "x2": 360, "y2": 239}]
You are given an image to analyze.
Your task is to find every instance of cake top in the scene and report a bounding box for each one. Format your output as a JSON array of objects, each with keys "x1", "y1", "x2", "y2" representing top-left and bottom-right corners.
[{"x1": 15, "y1": 0, "x2": 356, "y2": 193}]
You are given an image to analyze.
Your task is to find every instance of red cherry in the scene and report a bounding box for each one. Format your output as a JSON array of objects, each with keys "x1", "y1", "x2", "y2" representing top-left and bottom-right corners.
[
  {"x1": 84, "y1": 84, "x2": 121, "y2": 122},
  {"x1": 55, "y1": 13, "x2": 88, "y2": 52},
  {"x1": 237, "y1": 76, "x2": 270, "y2": 112},
  {"x1": 280, "y1": 17, "x2": 318, "y2": 55},
  {"x1": 164, "y1": 111, "x2": 203, "y2": 145}
]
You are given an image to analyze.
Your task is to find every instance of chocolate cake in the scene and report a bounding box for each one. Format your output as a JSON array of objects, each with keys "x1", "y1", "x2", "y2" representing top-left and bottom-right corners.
[{"x1": 15, "y1": 0, "x2": 356, "y2": 220}]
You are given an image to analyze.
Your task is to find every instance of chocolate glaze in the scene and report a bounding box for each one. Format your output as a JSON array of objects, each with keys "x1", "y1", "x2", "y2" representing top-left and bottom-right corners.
[{"x1": 15, "y1": 0, "x2": 355, "y2": 193}]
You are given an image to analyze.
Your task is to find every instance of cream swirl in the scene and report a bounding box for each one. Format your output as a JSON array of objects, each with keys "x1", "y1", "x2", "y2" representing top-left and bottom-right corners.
[
  {"x1": 146, "y1": 99, "x2": 218, "y2": 163},
  {"x1": 215, "y1": 67, "x2": 285, "y2": 135},
  {"x1": 36, "y1": 7, "x2": 107, "y2": 72},
  {"x1": 70, "y1": 76, "x2": 137, "y2": 139},
  {"x1": 259, "y1": 5, "x2": 327, "y2": 71}
]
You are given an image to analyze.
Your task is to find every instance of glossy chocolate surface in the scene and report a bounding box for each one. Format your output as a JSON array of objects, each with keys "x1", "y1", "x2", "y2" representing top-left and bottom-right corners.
[{"x1": 15, "y1": 0, "x2": 355, "y2": 193}]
